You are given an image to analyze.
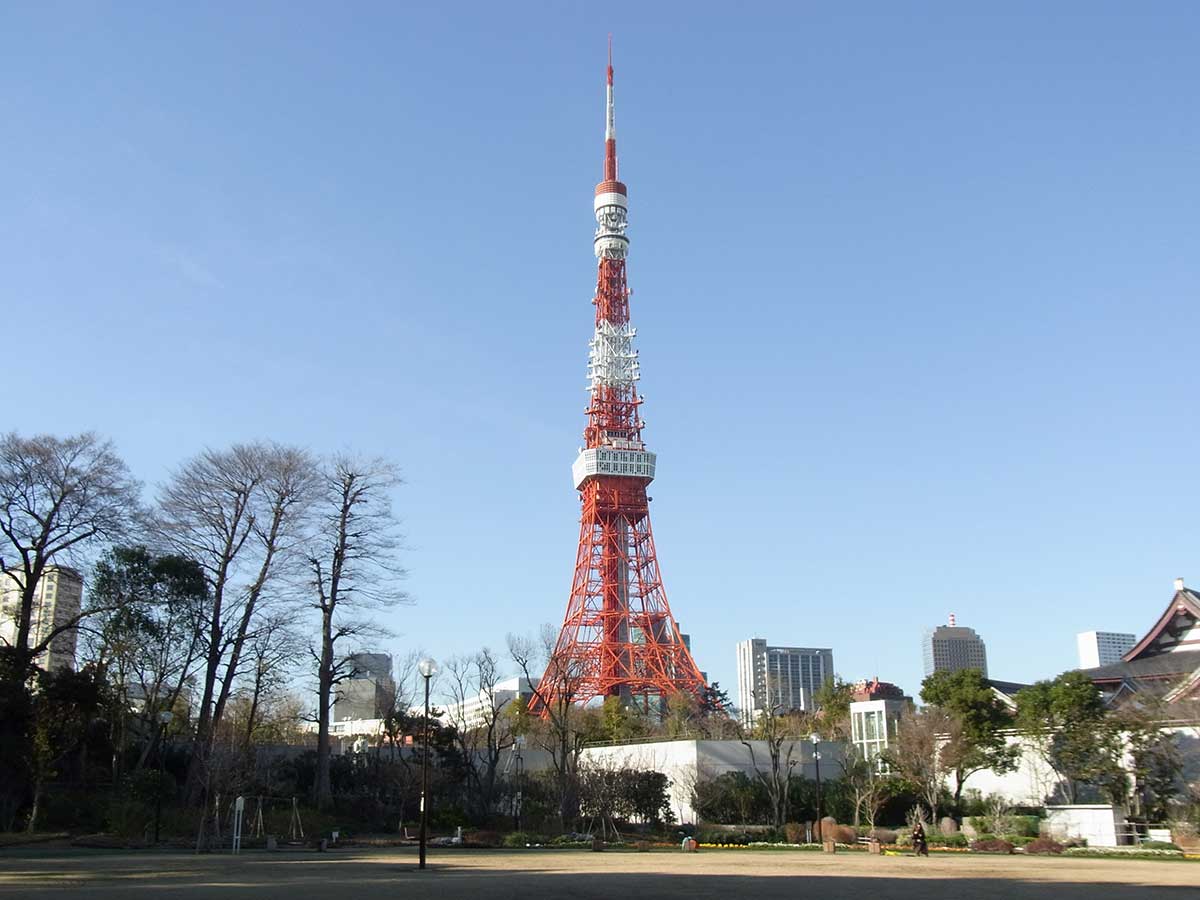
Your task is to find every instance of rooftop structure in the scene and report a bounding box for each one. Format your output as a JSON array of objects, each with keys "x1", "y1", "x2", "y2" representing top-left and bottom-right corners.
[{"x1": 849, "y1": 677, "x2": 908, "y2": 703}]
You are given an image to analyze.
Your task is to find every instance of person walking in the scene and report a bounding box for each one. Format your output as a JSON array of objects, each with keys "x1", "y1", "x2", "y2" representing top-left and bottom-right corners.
[{"x1": 911, "y1": 820, "x2": 929, "y2": 857}]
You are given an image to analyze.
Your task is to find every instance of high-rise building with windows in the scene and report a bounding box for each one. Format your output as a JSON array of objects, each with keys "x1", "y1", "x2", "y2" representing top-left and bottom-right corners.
[
  {"x1": 1076, "y1": 631, "x2": 1135, "y2": 669},
  {"x1": 921, "y1": 614, "x2": 988, "y2": 677},
  {"x1": 735, "y1": 638, "x2": 834, "y2": 726},
  {"x1": 332, "y1": 652, "x2": 396, "y2": 722},
  {"x1": 0, "y1": 565, "x2": 83, "y2": 671}
]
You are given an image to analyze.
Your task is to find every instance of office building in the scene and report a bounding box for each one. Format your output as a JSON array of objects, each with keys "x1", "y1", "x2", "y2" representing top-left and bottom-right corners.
[
  {"x1": 333, "y1": 652, "x2": 396, "y2": 722},
  {"x1": 0, "y1": 565, "x2": 83, "y2": 671},
  {"x1": 1076, "y1": 631, "x2": 1135, "y2": 669},
  {"x1": 440, "y1": 676, "x2": 539, "y2": 730},
  {"x1": 922, "y1": 614, "x2": 988, "y2": 677},
  {"x1": 736, "y1": 638, "x2": 834, "y2": 726}
]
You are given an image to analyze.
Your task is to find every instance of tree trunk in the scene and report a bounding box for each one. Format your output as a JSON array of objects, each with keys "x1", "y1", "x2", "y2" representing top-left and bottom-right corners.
[
  {"x1": 314, "y1": 610, "x2": 335, "y2": 811},
  {"x1": 26, "y1": 777, "x2": 42, "y2": 833},
  {"x1": 185, "y1": 570, "x2": 228, "y2": 804}
]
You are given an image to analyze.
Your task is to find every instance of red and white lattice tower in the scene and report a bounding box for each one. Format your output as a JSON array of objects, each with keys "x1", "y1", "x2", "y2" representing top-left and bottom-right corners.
[{"x1": 534, "y1": 46, "x2": 709, "y2": 714}]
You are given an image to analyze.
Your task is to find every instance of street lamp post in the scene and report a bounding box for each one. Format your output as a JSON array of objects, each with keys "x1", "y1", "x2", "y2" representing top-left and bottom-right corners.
[
  {"x1": 810, "y1": 732, "x2": 823, "y2": 843},
  {"x1": 417, "y1": 657, "x2": 438, "y2": 870},
  {"x1": 154, "y1": 710, "x2": 174, "y2": 844},
  {"x1": 513, "y1": 735, "x2": 526, "y2": 832}
]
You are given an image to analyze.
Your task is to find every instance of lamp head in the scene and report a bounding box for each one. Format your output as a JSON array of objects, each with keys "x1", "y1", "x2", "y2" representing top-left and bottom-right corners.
[
  {"x1": 810, "y1": 732, "x2": 822, "y2": 745},
  {"x1": 159, "y1": 710, "x2": 174, "y2": 725},
  {"x1": 418, "y1": 657, "x2": 439, "y2": 678}
]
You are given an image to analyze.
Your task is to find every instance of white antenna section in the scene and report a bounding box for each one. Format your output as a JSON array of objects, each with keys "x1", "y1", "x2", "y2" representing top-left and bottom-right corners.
[{"x1": 587, "y1": 320, "x2": 640, "y2": 389}]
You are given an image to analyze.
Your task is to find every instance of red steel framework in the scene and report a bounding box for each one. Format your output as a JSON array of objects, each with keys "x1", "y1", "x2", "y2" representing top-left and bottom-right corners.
[{"x1": 533, "y1": 46, "x2": 708, "y2": 715}]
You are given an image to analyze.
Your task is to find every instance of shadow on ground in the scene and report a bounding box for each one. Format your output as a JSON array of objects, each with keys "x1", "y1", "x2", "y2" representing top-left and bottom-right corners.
[{"x1": 0, "y1": 850, "x2": 1194, "y2": 900}]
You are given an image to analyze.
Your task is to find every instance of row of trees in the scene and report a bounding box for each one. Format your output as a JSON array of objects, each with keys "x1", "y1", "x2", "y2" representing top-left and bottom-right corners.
[
  {"x1": 0, "y1": 431, "x2": 407, "y2": 830},
  {"x1": 3, "y1": 429, "x2": 1194, "y2": 836},
  {"x1": 709, "y1": 667, "x2": 1197, "y2": 832}
]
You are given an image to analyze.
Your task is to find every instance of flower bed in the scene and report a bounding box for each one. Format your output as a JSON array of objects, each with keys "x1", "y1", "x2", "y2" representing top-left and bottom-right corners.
[{"x1": 1063, "y1": 846, "x2": 1185, "y2": 859}]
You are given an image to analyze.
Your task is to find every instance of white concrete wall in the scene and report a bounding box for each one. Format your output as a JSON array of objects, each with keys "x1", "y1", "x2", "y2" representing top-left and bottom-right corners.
[
  {"x1": 953, "y1": 733, "x2": 1064, "y2": 806},
  {"x1": 580, "y1": 738, "x2": 845, "y2": 825},
  {"x1": 1045, "y1": 804, "x2": 1125, "y2": 847},
  {"x1": 581, "y1": 740, "x2": 701, "y2": 824}
]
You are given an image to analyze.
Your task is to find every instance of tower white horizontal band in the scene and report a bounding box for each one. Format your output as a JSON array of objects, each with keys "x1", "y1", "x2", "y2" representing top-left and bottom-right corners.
[{"x1": 572, "y1": 447, "x2": 657, "y2": 489}]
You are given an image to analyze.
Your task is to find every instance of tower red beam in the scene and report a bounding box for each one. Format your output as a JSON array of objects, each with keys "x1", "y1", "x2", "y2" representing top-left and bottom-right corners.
[{"x1": 533, "y1": 46, "x2": 709, "y2": 715}]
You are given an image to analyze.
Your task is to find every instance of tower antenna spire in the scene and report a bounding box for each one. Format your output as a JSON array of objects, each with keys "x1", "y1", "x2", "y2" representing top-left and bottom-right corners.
[{"x1": 605, "y1": 36, "x2": 617, "y2": 181}]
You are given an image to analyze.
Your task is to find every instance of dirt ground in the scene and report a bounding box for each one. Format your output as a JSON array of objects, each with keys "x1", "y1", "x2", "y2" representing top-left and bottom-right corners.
[{"x1": 0, "y1": 846, "x2": 1196, "y2": 899}]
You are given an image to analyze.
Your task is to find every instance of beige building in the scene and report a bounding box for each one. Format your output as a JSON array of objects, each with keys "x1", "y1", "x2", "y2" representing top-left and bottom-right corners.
[{"x1": 0, "y1": 565, "x2": 83, "y2": 671}]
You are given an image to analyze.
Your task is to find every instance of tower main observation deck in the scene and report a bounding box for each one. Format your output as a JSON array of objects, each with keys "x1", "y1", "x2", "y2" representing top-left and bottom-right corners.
[{"x1": 532, "y1": 47, "x2": 709, "y2": 715}]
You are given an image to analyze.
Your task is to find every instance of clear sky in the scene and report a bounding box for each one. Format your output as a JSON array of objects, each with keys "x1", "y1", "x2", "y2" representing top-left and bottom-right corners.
[{"x1": 3, "y1": 3, "x2": 1199, "y2": 703}]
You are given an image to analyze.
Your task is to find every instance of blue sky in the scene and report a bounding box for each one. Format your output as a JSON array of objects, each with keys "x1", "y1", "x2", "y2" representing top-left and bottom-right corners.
[{"x1": 3, "y1": 3, "x2": 1199, "y2": 702}]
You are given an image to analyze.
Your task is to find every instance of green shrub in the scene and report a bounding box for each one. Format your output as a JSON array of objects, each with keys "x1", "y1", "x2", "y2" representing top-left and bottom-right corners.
[
  {"x1": 1139, "y1": 840, "x2": 1181, "y2": 851},
  {"x1": 1008, "y1": 815, "x2": 1041, "y2": 838},
  {"x1": 502, "y1": 831, "x2": 537, "y2": 847},
  {"x1": 697, "y1": 829, "x2": 749, "y2": 845},
  {"x1": 928, "y1": 833, "x2": 968, "y2": 848},
  {"x1": 105, "y1": 799, "x2": 153, "y2": 839}
]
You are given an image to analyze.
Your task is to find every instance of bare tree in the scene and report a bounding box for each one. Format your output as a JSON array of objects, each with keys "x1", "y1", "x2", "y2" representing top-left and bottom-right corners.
[
  {"x1": 0, "y1": 432, "x2": 140, "y2": 825},
  {"x1": 237, "y1": 614, "x2": 303, "y2": 750},
  {"x1": 0, "y1": 432, "x2": 140, "y2": 670},
  {"x1": 307, "y1": 455, "x2": 407, "y2": 810},
  {"x1": 884, "y1": 707, "x2": 954, "y2": 825},
  {"x1": 444, "y1": 647, "x2": 514, "y2": 819},
  {"x1": 156, "y1": 442, "x2": 315, "y2": 798},
  {"x1": 840, "y1": 744, "x2": 890, "y2": 829},
  {"x1": 740, "y1": 700, "x2": 809, "y2": 828},
  {"x1": 508, "y1": 625, "x2": 597, "y2": 828}
]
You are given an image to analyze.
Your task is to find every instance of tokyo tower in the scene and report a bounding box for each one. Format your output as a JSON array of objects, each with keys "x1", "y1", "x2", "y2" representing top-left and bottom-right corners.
[{"x1": 534, "y1": 46, "x2": 709, "y2": 714}]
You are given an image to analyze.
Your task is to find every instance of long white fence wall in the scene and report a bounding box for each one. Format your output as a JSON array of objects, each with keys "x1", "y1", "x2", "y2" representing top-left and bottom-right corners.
[
  {"x1": 580, "y1": 738, "x2": 845, "y2": 825},
  {"x1": 954, "y1": 733, "x2": 1064, "y2": 806}
]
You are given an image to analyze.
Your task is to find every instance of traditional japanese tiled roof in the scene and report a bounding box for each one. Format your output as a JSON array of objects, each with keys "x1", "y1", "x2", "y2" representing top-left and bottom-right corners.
[
  {"x1": 1081, "y1": 648, "x2": 1200, "y2": 684},
  {"x1": 1123, "y1": 587, "x2": 1200, "y2": 661}
]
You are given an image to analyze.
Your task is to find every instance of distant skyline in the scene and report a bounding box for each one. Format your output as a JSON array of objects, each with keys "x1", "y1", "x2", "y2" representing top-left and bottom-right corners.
[{"x1": 3, "y1": 3, "x2": 1199, "y2": 700}]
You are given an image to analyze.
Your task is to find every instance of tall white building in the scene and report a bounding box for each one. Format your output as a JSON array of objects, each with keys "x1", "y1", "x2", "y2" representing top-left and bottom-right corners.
[
  {"x1": 0, "y1": 566, "x2": 83, "y2": 671},
  {"x1": 1076, "y1": 631, "x2": 1135, "y2": 669},
  {"x1": 736, "y1": 638, "x2": 834, "y2": 727},
  {"x1": 440, "y1": 676, "x2": 539, "y2": 730},
  {"x1": 922, "y1": 614, "x2": 988, "y2": 677}
]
